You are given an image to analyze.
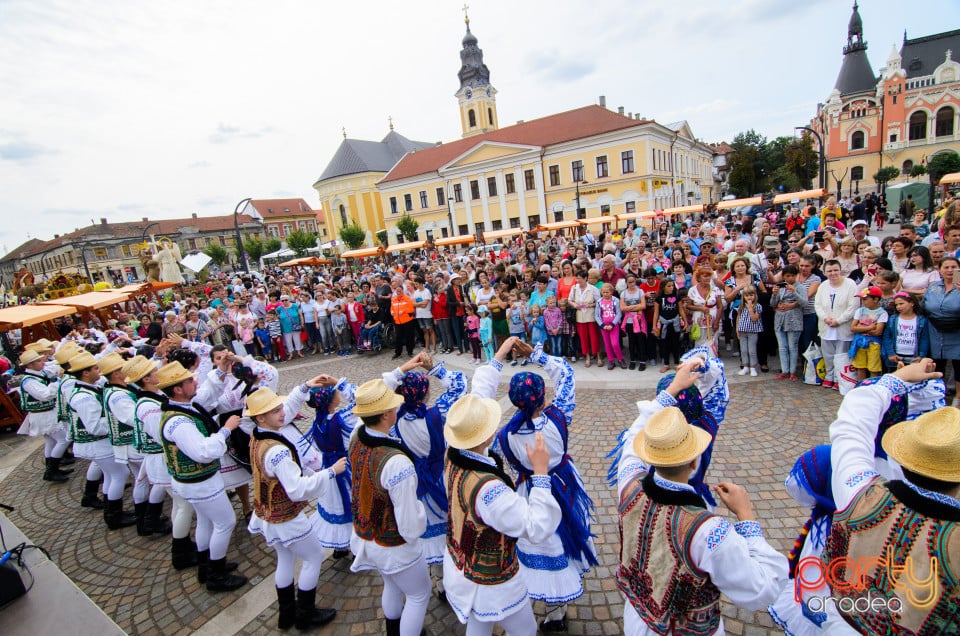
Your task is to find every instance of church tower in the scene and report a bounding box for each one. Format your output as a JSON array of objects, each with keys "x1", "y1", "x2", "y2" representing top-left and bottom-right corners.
[
  {"x1": 832, "y1": 1, "x2": 876, "y2": 96},
  {"x1": 455, "y1": 10, "x2": 498, "y2": 138}
]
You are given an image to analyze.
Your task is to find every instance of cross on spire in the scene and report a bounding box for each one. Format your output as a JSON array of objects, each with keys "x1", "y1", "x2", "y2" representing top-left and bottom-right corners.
[
  {"x1": 388, "y1": 115, "x2": 394, "y2": 131},
  {"x1": 341, "y1": 127, "x2": 346, "y2": 139},
  {"x1": 462, "y1": 3, "x2": 470, "y2": 26}
]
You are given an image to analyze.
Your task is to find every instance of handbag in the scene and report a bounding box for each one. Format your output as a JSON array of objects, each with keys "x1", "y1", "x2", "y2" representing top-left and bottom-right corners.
[{"x1": 689, "y1": 323, "x2": 701, "y2": 341}]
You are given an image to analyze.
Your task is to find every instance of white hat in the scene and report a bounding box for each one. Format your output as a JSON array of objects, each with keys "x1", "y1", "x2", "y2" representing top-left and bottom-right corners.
[{"x1": 851, "y1": 220, "x2": 868, "y2": 228}]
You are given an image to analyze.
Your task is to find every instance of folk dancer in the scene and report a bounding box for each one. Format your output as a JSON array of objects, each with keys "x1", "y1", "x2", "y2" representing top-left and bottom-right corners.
[
  {"x1": 442, "y1": 336, "x2": 562, "y2": 635},
  {"x1": 349, "y1": 379, "x2": 430, "y2": 636},
  {"x1": 246, "y1": 380, "x2": 345, "y2": 631},
  {"x1": 157, "y1": 361, "x2": 248, "y2": 592},
  {"x1": 54, "y1": 342, "x2": 104, "y2": 508},
  {"x1": 615, "y1": 358, "x2": 786, "y2": 635},
  {"x1": 66, "y1": 351, "x2": 138, "y2": 530},
  {"x1": 16, "y1": 348, "x2": 71, "y2": 483},
  {"x1": 492, "y1": 339, "x2": 597, "y2": 631}
]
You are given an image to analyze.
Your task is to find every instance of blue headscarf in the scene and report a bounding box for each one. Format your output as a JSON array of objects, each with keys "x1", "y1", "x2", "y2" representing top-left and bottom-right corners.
[
  {"x1": 656, "y1": 374, "x2": 704, "y2": 422},
  {"x1": 505, "y1": 372, "x2": 546, "y2": 434},
  {"x1": 397, "y1": 371, "x2": 430, "y2": 419},
  {"x1": 656, "y1": 373, "x2": 717, "y2": 506},
  {"x1": 786, "y1": 445, "x2": 836, "y2": 578},
  {"x1": 306, "y1": 386, "x2": 336, "y2": 414}
]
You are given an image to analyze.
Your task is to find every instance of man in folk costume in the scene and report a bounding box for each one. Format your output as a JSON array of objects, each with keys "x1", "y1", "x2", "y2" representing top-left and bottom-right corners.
[
  {"x1": 157, "y1": 361, "x2": 247, "y2": 592},
  {"x1": 66, "y1": 351, "x2": 138, "y2": 530},
  {"x1": 442, "y1": 336, "x2": 562, "y2": 635},
  {"x1": 245, "y1": 383, "x2": 345, "y2": 631},
  {"x1": 100, "y1": 352, "x2": 155, "y2": 536},
  {"x1": 823, "y1": 359, "x2": 960, "y2": 633},
  {"x1": 491, "y1": 339, "x2": 596, "y2": 631},
  {"x1": 123, "y1": 356, "x2": 176, "y2": 542},
  {"x1": 616, "y1": 358, "x2": 786, "y2": 635},
  {"x1": 348, "y1": 378, "x2": 430, "y2": 636},
  {"x1": 54, "y1": 342, "x2": 105, "y2": 508},
  {"x1": 306, "y1": 377, "x2": 360, "y2": 557},
  {"x1": 16, "y1": 348, "x2": 72, "y2": 483},
  {"x1": 380, "y1": 352, "x2": 466, "y2": 594}
]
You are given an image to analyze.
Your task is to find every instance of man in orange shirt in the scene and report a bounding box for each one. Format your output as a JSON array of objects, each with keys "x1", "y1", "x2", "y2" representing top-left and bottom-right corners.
[{"x1": 390, "y1": 276, "x2": 417, "y2": 360}]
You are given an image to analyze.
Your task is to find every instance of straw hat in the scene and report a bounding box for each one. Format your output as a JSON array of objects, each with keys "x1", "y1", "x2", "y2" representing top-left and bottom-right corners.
[
  {"x1": 66, "y1": 351, "x2": 98, "y2": 373},
  {"x1": 97, "y1": 352, "x2": 126, "y2": 377},
  {"x1": 24, "y1": 338, "x2": 56, "y2": 352},
  {"x1": 18, "y1": 349, "x2": 43, "y2": 366},
  {"x1": 352, "y1": 379, "x2": 404, "y2": 418},
  {"x1": 243, "y1": 387, "x2": 284, "y2": 418},
  {"x1": 156, "y1": 361, "x2": 195, "y2": 390},
  {"x1": 53, "y1": 342, "x2": 81, "y2": 365},
  {"x1": 632, "y1": 407, "x2": 713, "y2": 468},
  {"x1": 444, "y1": 394, "x2": 502, "y2": 450},
  {"x1": 123, "y1": 356, "x2": 158, "y2": 385},
  {"x1": 882, "y1": 406, "x2": 960, "y2": 482}
]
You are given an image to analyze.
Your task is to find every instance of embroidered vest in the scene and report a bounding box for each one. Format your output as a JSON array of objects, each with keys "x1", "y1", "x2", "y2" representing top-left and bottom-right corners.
[
  {"x1": 822, "y1": 476, "x2": 960, "y2": 635},
  {"x1": 349, "y1": 429, "x2": 406, "y2": 547},
  {"x1": 68, "y1": 385, "x2": 109, "y2": 444},
  {"x1": 56, "y1": 376, "x2": 75, "y2": 423},
  {"x1": 159, "y1": 404, "x2": 221, "y2": 483},
  {"x1": 20, "y1": 373, "x2": 56, "y2": 412},
  {"x1": 103, "y1": 384, "x2": 136, "y2": 447},
  {"x1": 445, "y1": 451, "x2": 519, "y2": 585},
  {"x1": 133, "y1": 393, "x2": 163, "y2": 454},
  {"x1": 616, "y1": 473, "x2": 721, "y2": 636},
  {"x1": 251, "y1": 431, "x2": 309, "y2": 524}
]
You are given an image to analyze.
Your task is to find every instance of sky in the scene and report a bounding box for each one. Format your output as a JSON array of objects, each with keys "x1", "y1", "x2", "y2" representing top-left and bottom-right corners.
[{"x1": 2, "y1": 0, "x2": 958, "y2": 255}]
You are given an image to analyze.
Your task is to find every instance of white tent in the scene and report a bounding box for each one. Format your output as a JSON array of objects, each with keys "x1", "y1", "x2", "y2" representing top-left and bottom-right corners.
[{"x1": 263, "y1": 248, "x2": 296, "y2": 260}]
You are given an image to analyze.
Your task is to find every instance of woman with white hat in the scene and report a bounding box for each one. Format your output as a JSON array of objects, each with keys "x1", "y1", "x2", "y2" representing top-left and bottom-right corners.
[
  {"x1": 442, "y1": 336, "x2": 561, "y2": 635},
  {"x1": 16, "y1": 348, "x2": 71, "y2": 483},
  {"x1": 245, "y1": 382, "x2": 345, "y2": 631},
  {"x1": 348, "y1": 378, "x2": 429, "y2": 636}
]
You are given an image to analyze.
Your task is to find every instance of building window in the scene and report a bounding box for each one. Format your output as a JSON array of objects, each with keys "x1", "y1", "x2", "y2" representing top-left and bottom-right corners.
[
  {"x1": 600, "y1": 204, "x2": 611, "y2": 215},
  {"x1": 441, "y1": 227, "x2": 449, "y2": 238},
  {"x1": 93, "y1": 247, "x2": 108, "y2": 260},
  {"x1": 625, "y1": 201, "x2": 636, "y2": 215},
  {"x1": 936, "y1": 107, "x2": 955, "y2": 137},
  {"x1": 553, "y1": 210, "x2": 564, "y2": 222},
  {"x1": 487, "y1": 176, "x2": 497, "y2": 197},
  {"x1": 889, "y1": 133, "x2": 898, "y2": 143},
  {"x1": 571, "y1": 160, "x2": 584, "y2": 182},
  {"x1": 468, "y1": 109, "x2": 477, "y2": 128},
  {"x1": 850, "y1": 130, "x2": 865, "y2": 150},
  {"x1": 909, "y1": 111, "x2": 928, "y2": 140},
  {"x1": 403, "y1": 194, "x2": 413, "y2": 212},
  {"x1": 458, "y1": 224, "x2": 469, "y2": 235},
  {"x1": 492, "y1": 220, "x2": 502, "y2": 230},
  {"x1": 419, "y1": 190, "x2": 428, "y2": 208},
  {"x1": 338, "y1": 205, "x2": 347, "y2": 227},
  {"x1": 268, "y1": 226, "x2": 279, "y2": 238},
  {"x1": 524, "y1": 169, "x2": 535, "y2": 191},
  {"x1": 474, "y1": 222, "x2": 485, "y2": 235},
  {"x1": 652, "y1": 148, "x2": 657, "y2": 171},
  {"x1": 621, "y1": 150, "x2": 635, "y2": 174},
  {"x1": 453, "y1": 183, "x2": 463, "y2": 202},
  {"x1": 389, "y1": 197, "x2": 398, "y2": 214},
  {"x1": 851, "y1": 166, "x2": 864, "y2": 181},
  {"x1": 548, "y1": 165, "x2": 560, "y2": 187},
  {"x1": 487, "y1": 107, "x2": 493, "y2": 126},
  {"x1": 528, "y1": 214, "x2": 541, "y2": 227},
  {"x1": 596, "y1": 155, "x2": 609, "y2": 178},
  {"x1": 505, "y1": 173, "x2": 515, "y2": 194},
  {"x1": 902, "y1": 159, "x2": 914, "y2": 175},
  {"x1": 509, "y1": 217, "x2": 521, "y2": 228},
  {"x1": 283, "y1": 223, "x2": 292, "y2": 236},
  {"x1": 120, "y1": 245, "x2": 130, "y2": 257},
  {"x1": 470, "y1": 180, "x2": 480, "y2": 200},
  {"x1": 436, "y1": 187, "x2": 445, "y2": 207}
]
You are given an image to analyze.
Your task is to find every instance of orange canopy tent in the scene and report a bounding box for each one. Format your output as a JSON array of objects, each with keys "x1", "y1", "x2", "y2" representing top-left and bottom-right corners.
[
  {"x1": 939, "y1": 172, "x2": 960, "y2": 185},
  {"x1": 535, "y1": 220, "x2": 581, "y2": 231},
  {"x1": 0, "y1": 304, "x2": 77, "y2": 370},
  {"x1": 772, "y1": 188, "x2": 827, "y2": 204},
  {"x1": 278, "y1": 256, "x2": 334, "y2": 267},
  {"x1": 481, "y1": 227, "x2": 525, "y2": 241},
  {"x1": 716, "y1": 196, "x2": 762, "y2": 210},
  {"x1": 579, "y1": 215, "x2": 618, "y2": 227},
  {"x1": 387, "y1": 241, "x2": 425, "y2": 254},
  {"x1": 434, "y1": 235, "x2": 476, "y2": 247},
  {"x1": 661, "y1": 204, "x2": 704, "y2": 216},
  {"x1": 341, "y1": 247, "x2": 383, "y2": 259},
  {"x1": 40, "y1": 291, "x2": 131, "y2": 324}
]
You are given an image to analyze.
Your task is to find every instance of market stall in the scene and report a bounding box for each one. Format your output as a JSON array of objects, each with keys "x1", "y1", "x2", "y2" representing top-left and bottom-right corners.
[{"x1": 40, "y1": 291, "x2": 131, "y2": 327}]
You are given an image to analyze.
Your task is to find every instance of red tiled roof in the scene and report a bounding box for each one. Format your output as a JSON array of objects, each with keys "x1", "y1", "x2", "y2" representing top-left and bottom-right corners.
[
  {"x1": 249, "y1": 198, "x2": 317, "y2": 218},
  {"x1": 379, "y1": 105, "x2": 649, "y2": 184},
  {"x1": 710, "y1": 142, "x2": 734, "y2": 155}
]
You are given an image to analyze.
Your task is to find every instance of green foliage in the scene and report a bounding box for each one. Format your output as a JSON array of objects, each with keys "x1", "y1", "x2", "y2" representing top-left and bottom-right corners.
[
  {"x1": 242, "y1": 237, "x2": 265, "y2": 263},
  {"x1": 728, "y1": 130, "x2": 768, "y2": 196},
  {"x1": 873, "y1": 166, "x2": 900, "y2": 185},
  {"x1": 203, "y1": 242, "x2": 229, "y2": 267},
  {"x1": 911, "y1": 164, "x2": 927, "y2": 178},
  {"x1": 376, "y1": 229, "x2": 388, "y2": 246},
  {"x1": 339, "y1": 223, "x2": 366, "y2": 250},
  {"x1": 285, "y1": 230, "x2": 317, "y2": 256},
  {"x1": 396, "y1": 214, "x2": 420, "y2": 242},
  {"x1": 769, "y1": 165, "x2": 801, "y2": 193},
  {"x1": 264, "y1": 237, "x2": 282, "y2": 254},
  {"x1": 928, "y1": 151, "x2": 960, "y2": 182},
  {"x1": 728, "y1": 129, "x2": 819, "y2": 194},
  {"x1": 783, "y1": 134, "x2": 819, "y2": 189}
]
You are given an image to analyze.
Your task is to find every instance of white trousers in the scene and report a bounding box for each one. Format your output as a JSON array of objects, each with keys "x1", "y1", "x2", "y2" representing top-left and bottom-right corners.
[
  {"x1": 465, "y1": 603, "x2": 537, "y2": 636},
  {"x1": 380, "y1": 557, "x2": 431, "y2": 636},
  {"x1": 43, "y1": 429, "x2": 69, "y2": 458},
  {"x1": 274, "y1": 534, "x2": 327, "y2": 591},
  {"x1": 192, "y1": 492, "x2": 236, "y2": 560},
  {"x1": 169, "y1": 492, "x2": 194, "y2": 540},
  {"x1": 96, "y1": 457, "x2": 130, "y2": 501},
  {"x1": 127, "y1": 459, "x2": 149, "y2": 504}
]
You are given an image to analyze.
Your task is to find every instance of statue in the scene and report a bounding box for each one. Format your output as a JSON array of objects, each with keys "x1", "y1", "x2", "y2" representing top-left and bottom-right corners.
[
  {"x1": 12, "y1": 268, "x2": 34, "y2": 295},
  {"x1": 155, "y1": 238, "x2": 184, "y2": 285},
  {"x1": 139, "y1": 248, "x2": 161, "y2": 283}
]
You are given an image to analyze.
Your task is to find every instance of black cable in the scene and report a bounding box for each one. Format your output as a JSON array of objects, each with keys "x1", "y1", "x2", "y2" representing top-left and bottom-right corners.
[{"x1": 0, "y1": 502, "x2": 50, "y2": 610}]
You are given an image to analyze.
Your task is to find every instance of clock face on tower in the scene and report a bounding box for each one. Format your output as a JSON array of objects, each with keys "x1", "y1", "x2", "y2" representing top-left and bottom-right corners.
[{"x1": 465, "y1": 89, "x2": 472, "y2": 99}]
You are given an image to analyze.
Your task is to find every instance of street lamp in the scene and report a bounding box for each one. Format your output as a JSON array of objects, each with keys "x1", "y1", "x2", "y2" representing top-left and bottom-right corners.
[
  {"x1": 234, "y1": 197, "x2": 252, "y2": 273},
  {"x1": 795, "y1": 126, "x2": 825, "y2": 189},
  {"x1": 575, "y1": 178, "x2": 588, "y2": 219},
  {"x1": 141, "y1": 221, "x2": 160, "y2": 246}
]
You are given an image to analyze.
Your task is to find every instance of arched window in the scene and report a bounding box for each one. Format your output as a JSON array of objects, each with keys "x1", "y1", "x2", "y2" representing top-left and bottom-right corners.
[
  {"x1": 851, "y1": 166, "x2": 864, "y2": 181},
  {"x1": 902, "y1": 159, "x2": 914, "y2": 175},
  {"x1": 851, "y1": 130, "x2": 865, "y2": 150},
  {"x1": 487, "y1": 107, "x2": 493, "y2": 126},
  {"x1": 909, "y1": 111, "x2": 928, "y2": 140},
  {"x1": 339, "y1": 204, "x2": 347, "y2": 227},
  {"x1": 468, "y1": 109, "x2": 476, "y2": 127},
  {"x1": 936, "y1": 106, "x2": 955, "y2": 137}
]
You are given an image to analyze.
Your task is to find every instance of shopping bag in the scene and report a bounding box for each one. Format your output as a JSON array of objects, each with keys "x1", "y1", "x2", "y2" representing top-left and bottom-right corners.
[
  {"x1": 836, "y1": 351, "x2": 857, "y2": 395},
  {"x1": 231, "y1": 340, "x2": 247, "y2": 357},
  {"x1": 802, "y1": 342, "x2": 824, "y2": 385}
]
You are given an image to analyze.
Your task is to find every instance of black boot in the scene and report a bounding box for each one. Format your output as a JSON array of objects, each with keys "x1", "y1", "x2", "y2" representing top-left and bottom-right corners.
[
  {"x1": 171, "y1": 537, "x2": 198, "y2": 570},
  {"x1": 196, "y1": 549, "x2": 210, "y2": 584},
  {"x1": 104, "y1": 499, "x2": 136, "y2": 530},
  {"x1": 59, "y1": 454, "x2": 75, "y2": 467},
  {"x1": 205, "y1": 557, "x2": 247, "y2": 592},
  {"x1": 276, "y1": 584, "x2": 296, "y2": 630},
  {"x1": 385, "y1": 617, "x2": 401, "y2": 636},
  {"x1": 146, "y1": 502, "x2": 172, "y2": 535},
  {"x1": 80, "y1": 479, "x2": 104, "y2": 509},
  {"x1": 135, "y1": 502, "x2": 150, "y2": 536},
  {"x1": 294, "y1": 587, "x2": 336, "y2": 630},
  {"x1": 42, "y1": 458, "x2": 70, "y2": 483}
]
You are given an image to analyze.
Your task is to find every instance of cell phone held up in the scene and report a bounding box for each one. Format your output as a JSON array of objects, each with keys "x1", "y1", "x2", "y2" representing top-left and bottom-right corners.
[{"x1": 814, "y1": 231, "x2": 825, "y2": 243}]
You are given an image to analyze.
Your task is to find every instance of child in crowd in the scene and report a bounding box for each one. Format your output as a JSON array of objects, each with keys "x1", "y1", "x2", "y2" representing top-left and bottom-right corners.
[
  {"x1": 478, "y1": 306, "x2": 494, "y2": 362},
  {"x1": 640, "y1": 268, "x2": 661, "y2": 366},
  {"x1": 507, "y1": 292, "x2": 529, "y2": 366},
  {"x1": 240, "y1": 317, "x2": 256, "y2": 356},
  {"x1": 875, "y1": 270, "x2": 900, "y2": 315},
  {"x1": 543, "y1": 295, "x2": 564, "y2": 357},
  {"x1": 519, "y1": 290, "x2": 533, "y2": 337},
  {"x1": 464, "y1": 304, "x2": 482, "y2": 364},
  {"x1": 850, "y1": 286, "x2": 888, "y2": 380},
  {"x1": 359, "y1": 295, "x2": 383, "y2": 351},
  {"x1": 254, "y1": 318, "x2": 273, "y2": 361},
  {"x1": 344, "y1": 292, "x2": 364, "y2": 351},
  {"x1": 559, "y1": 297, "x2": 577, "y2": 362},
  {"x1": 771, "y1": 265, "x2": 806, "y2": 381},
  {"x1": 529, "y1": 303, "x2": 547, "y2": 349},
  {"x1": 596, "y1": 283, "x2": 625, "y2": 370},
  {"x1": 736, "y1": 286, "x2": 763, "y2": 377},
  {"x1": 881, "y1": 291, "x2": 929, "y2": 369},
  {"x1": 330, "y1": 305, "x2": 350, "y2": 357},
  {"x1": 671, "y1": 261, "x2": 691, "y2": 290},
  {"x1": 653, "y1": 279, "x2": 684, "y2": 373},
  {"x1": 266, "y1": 311, "x2": 284, "y2": 361}
]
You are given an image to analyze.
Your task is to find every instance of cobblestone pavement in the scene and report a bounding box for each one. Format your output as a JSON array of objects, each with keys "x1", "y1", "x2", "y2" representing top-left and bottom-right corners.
[{"x1": 0, "y1": 348, "x2": 843, "y2": 635}]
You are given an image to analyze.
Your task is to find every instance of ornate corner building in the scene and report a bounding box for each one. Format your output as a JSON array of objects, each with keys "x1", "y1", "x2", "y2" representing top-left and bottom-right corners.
[{"x1": 811, "y1": 2, "x2": 960, "y2": 194}]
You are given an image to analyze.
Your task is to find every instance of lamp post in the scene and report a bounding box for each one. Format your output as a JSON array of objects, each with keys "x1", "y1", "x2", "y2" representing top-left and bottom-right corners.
[
  {"x1": 234, "y1": 197, "x2": 252, "y2": 273},
  {"x1": 795, "y1": 126, "x2": 825, "y2": 189},
  {"x1": 141, "y1": 222, "x2": 159, "y2": 246},
  {"x1": 575, "y1": 178, "x2": 588, "y2": 219}
]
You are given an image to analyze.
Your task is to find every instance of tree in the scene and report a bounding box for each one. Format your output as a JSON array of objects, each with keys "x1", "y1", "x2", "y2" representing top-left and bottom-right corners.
[
  {"x1": 285, "y1": 230, "x2": 317, "y2": 256},
  {"x1": 873, "y1": 166, "x2": 900, "y2": 190},
  {"x1": 339, "y1": 223, "x2": 365, "y2": 250},
  {"x1": 396, "y1": 214, "x2": 419, "y2": 242},
  {"x1": 911, "y1": 164, "x2": 927, "y2": 178},
  {"x1": 783, "y1": 134, "x2": 819, "y2": 189},
  {"x1": 203, "y1": 242, "x2": 228, "y2": 267},
  {"x1": 376, "y1": 229, "x2": 388, "y2": 246},
  {"x1": 927, "y1": 151, "x2": 960, "y2": 214},
  {"x1": 769, "y1": 165, "x2": 801, "y2": 193},
  {"x1": 264, "y1": 237, "x2": 282, "y2": 255},
  {"x1": 242, "y1": 236, "x2": 265, "y2": 263},
  {"x1": 728, "y1": 129, "x2": 768, "y2": 196}
]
